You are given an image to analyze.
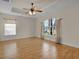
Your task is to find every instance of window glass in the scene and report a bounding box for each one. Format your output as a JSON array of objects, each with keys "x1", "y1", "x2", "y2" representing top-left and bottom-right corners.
[{"x1": 4, "y1": 24, "x2": 16, "y2": 35}]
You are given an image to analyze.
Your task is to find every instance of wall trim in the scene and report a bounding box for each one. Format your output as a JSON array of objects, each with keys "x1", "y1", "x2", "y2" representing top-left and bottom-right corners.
[
  {"x1": 36, "y1": 35, "x2": 79, "y2": 48},
  {"x1": 61, "y1": 39, "x2": 79, "y2": 48},
  {"x1": 0, "y1": 35, "x2": 35, "y2": 41}
]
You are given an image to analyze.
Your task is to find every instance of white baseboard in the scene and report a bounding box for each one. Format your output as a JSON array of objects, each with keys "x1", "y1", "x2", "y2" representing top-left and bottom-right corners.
[
  {"x1": 61, "y1": 39, "x2": 79, "y2": 48},
  {"x1": 0, "y1": 35, "x2": 79, "y2": 48},
  {"x1": 36, "y1": 35, "x2": 79, "y2": 48},
  {"x1": 0, "y1": 35, "x2": 34, "y2": 41}
]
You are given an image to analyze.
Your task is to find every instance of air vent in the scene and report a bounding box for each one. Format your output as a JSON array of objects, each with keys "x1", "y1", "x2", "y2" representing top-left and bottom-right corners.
[{"x1": 3, "y1": 0, "x2": 9, "y2": 2}]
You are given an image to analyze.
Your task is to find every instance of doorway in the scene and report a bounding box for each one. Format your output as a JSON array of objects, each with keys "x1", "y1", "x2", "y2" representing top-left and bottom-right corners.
[{"x1": 41, "y1": 18, "x2": 62, "y2": 43}]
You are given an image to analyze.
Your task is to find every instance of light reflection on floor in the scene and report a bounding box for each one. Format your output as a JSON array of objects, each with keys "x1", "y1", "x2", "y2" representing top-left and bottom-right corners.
[
  {"x1": 42, "y1": 42, "x2": 57, "y2": 59},
  {"x1": 4, "y1": 43, "x2": 17, "y2": 59}
]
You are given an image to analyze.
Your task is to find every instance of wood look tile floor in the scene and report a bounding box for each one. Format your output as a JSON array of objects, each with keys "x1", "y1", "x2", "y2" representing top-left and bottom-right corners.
[{"x1": 0, "y1": 37, "x2": 79, "y2": 59}]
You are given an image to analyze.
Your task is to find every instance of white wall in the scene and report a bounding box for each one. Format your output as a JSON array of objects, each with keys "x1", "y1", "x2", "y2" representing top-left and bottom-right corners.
[
  {"x1": 0, "y1": 15, "x2": 36, "y2": 41},
  {"x1": 16, "y1": 16, "x2": 36, "y2": 39},
  {"x1": 35, "y1": 0, "x2": 79, "y2": 48}
]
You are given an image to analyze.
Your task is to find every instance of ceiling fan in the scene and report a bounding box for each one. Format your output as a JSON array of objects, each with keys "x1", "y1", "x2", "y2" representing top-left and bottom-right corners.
[
  {"x1": 24, "y1": 3, "x2": 43, "y2": 15},
  {"x1": 11, "y1": 3, "x2": 43, "y2": 15}
]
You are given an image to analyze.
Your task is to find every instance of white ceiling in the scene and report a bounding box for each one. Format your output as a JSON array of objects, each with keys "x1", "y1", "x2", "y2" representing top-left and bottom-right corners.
[
  {"x1": 0, "y1": 0, "x2": 57, "y2": 17},
  {"x1": 11, "y1": 0, "x2": 56, "y2": 9}
]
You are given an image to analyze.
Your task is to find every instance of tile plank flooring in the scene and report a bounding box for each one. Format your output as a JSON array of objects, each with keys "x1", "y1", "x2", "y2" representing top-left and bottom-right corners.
[{"x1": 0, "y1": 37, "x2": 79, "y2": 59}]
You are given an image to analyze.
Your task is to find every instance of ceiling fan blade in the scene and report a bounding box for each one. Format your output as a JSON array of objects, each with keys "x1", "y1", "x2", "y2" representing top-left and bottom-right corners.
[{"x1": 35, "y1": 10, "x2": 43, "y2": 12}]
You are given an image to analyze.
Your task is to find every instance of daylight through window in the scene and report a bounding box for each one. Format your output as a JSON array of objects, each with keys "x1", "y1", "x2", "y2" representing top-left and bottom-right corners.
[{"x1": 4, "y1": 24, "x2": 16, "y2": 35}]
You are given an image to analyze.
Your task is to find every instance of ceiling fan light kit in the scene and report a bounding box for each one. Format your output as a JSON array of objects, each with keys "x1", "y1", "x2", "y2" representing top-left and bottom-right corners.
[{"x1": 29, "y1": 11, "x2": 36, "y2": 15}]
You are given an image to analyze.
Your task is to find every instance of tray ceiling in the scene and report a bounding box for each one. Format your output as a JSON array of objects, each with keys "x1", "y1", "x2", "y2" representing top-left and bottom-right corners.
[
  {"x1": 11, "y1": 0, "x2": 56, "y2": 9},
  {"x1": 0, "y1": 0, "x2": 57, "y2": 16}
]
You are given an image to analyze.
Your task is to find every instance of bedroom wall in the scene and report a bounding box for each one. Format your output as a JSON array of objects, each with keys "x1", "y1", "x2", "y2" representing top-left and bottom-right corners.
[
  {"x1": 0, "y1": 15, "x2": 36, "y2": 41},
  {"x1": 35, "y1": 0, "x2": 79, "y2": 48},
  {"x1": 16, "y1": 16, "x2": 36, "y2": 39}
]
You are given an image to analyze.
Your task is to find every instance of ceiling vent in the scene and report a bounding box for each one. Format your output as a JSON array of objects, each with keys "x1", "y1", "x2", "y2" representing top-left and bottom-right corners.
[{"x1": 3, "y1": 0, "x2": 9, "y2": 2}]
